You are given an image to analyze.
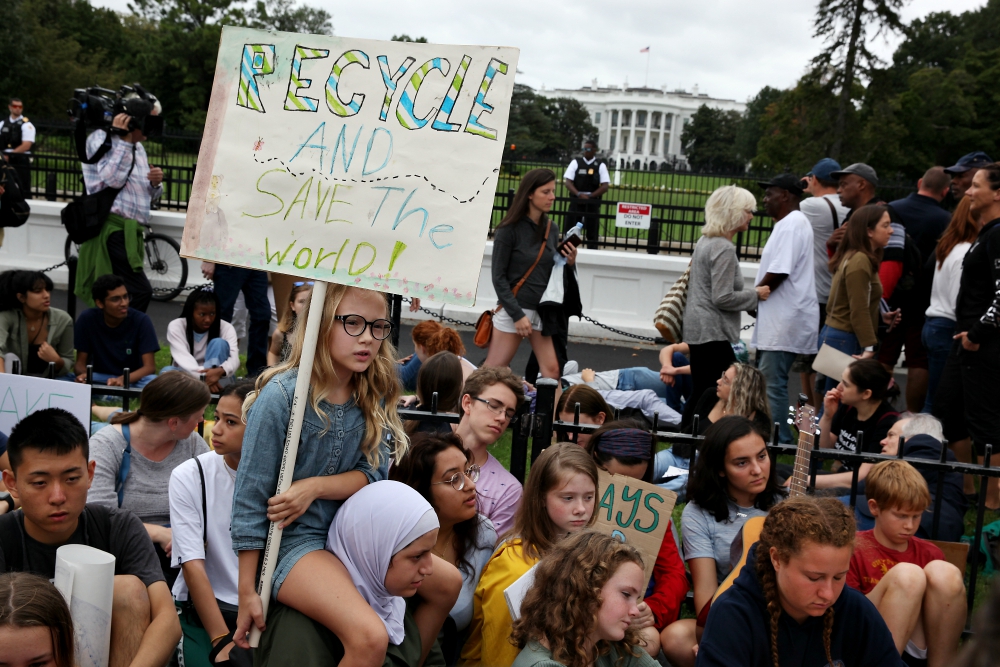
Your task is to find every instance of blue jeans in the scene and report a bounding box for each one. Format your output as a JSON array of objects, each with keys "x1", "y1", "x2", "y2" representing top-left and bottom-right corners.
[
  {"x1": 214, "y1": 265, "x2": 270, "y2": 377},
  {"x1": 398, "y1": 354, "x2": 422, "y2": 392},
  {"x1": 653, "y1": 448, "x2": 693, "y2": 501},
  {"x1": 757, "y1": 350, "x2": 798, "y2": 443},
  {"x1": 817, "y1": 325, "x2": 862, "y2": 394},
  {"x1": 163, "y1": 339, "x2": 231, "y2": 375},
  {"x1": 618, "y1": 353, "x2": 692, "y2": 413},
  {"x1": 90, "y1": 372, "x2": 154, "y2": 389},
  {"x1": 921, "y1": 317, "x2": 955, "y2": 414}
]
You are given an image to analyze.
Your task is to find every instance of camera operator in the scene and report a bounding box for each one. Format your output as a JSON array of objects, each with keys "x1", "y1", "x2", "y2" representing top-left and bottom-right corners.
[
  {"x1": 76, "y1": 106, "x2": 162, "y2": 313},
  {"x1": 0, "y1": 98, "x2": 35, "y2": 198}
]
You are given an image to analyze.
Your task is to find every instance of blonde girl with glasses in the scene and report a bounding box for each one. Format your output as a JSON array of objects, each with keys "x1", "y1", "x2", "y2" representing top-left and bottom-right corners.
[
  {"x1": 390, "y1": 432, "x2": 498, "y2": 661},
  {"x1": 454, "y1": 367, "x2": 526, "y2": 536},
  {"x1": 232, "y1": 285, "x2": 462, "y2": 667},
  {"x1": 460, "y1": 443, "x2": 600, "y2": 667}
]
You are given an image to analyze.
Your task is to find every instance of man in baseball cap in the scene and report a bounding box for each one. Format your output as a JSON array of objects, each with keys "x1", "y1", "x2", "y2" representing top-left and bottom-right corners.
[
  {"x1": 753, "y1": 174, "x2": 818, "y2": 443},
  {"x1": 831, "y1": 163, "x2": 880, "y2": 211},
  {"x1": 944, "y1": 151, "x2": 994, "y2": 201}
]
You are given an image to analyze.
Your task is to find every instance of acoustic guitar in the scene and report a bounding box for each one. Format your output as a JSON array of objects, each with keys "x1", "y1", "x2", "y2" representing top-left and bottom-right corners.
[{"x1": 697, "y1": 403, "x2": 818, "y2": 624}]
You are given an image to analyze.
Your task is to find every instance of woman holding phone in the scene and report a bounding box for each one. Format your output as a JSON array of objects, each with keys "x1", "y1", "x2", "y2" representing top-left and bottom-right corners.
[{"x1": 484, "y1": 169, "x2": 577, "y2": 384}]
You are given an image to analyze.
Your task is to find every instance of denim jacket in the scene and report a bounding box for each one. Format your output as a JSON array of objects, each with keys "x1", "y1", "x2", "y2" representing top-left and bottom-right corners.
[{"x1": 230, "y1": 368, "x2": 389, "y2": 553}]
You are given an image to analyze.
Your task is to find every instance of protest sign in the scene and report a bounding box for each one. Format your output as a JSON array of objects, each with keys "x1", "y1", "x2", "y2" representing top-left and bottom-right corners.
[
  {"x1": 594, "y1": 469, "x2": 676, "y2": 584},
  {"x1": 181, "y1": 27, "x2": 520, "y2": 306},
  {"x1": 0, "y1": 374, "x2": 91, "y2": 436}
]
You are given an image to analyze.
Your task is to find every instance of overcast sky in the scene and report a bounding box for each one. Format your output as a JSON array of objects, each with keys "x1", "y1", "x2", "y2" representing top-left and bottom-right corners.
[{"x1": 92, "y1": 0, "x2": 986, "y2": 103}]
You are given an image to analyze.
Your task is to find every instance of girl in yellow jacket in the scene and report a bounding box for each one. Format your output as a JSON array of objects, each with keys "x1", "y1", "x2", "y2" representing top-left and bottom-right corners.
[{"x1": 460, "y1": 443, "x2": 599, "y2": 667}]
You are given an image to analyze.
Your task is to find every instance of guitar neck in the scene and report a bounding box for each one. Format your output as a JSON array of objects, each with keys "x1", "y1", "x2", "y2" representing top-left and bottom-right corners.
[{"x1": 788, "y1": 428, "x2": 814, "y2": 498}]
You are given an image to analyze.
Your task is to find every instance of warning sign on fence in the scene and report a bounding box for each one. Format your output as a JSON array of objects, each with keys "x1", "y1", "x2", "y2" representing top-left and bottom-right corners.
[{"x1": 615, "y1": 202, "x2": 652, "y2": 230}]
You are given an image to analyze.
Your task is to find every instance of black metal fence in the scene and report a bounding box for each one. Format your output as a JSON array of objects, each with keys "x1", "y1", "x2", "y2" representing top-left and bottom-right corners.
[
  {"x1": 12, "y1": 359, "x2": 993, "y2": 630},
  {"x1": 21, "y1": 120, "x2": 920, "y2": 260}
]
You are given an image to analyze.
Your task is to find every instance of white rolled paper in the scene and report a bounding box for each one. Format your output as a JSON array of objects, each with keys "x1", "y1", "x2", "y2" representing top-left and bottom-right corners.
[{"x1": 54, "y1": 544, "x2": 116, "y2": 667}]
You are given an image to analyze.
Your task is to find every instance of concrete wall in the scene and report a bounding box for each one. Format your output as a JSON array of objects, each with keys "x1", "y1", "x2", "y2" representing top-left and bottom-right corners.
[{"x1": 1, "y1": 201, "x2": 759, "y2": 343}]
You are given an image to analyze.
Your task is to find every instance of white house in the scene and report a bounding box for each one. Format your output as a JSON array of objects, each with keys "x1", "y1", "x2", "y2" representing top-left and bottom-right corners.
[{"x1": 536, "y1": 80, "x2": 745, "y2": 169}]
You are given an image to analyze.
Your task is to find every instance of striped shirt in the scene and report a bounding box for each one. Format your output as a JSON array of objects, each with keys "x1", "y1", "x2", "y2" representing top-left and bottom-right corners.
[{"x1": 82, "y1": 130, "x2": 161, "y2": 223}]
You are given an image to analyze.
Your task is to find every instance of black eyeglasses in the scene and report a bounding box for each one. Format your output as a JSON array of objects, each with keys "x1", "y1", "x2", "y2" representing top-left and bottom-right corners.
[
  {"x1": 334, "y1": 314, "x2": 393, "y2": 340},
  {"x1": 472, "y1": 396, "x2": 517, "y2": 421},
  {"x1": 431, "y1": 465, "x2": 481, "y2": 491}
]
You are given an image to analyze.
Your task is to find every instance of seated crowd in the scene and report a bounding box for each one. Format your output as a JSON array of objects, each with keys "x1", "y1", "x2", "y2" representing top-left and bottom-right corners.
[{"x1": 0, "y1": 150, "x2": 994, "y2": 667}]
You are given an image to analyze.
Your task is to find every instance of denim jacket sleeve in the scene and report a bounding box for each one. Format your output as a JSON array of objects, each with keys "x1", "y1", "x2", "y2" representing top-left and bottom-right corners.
[
  {"x1": 351, "y1": 437, "x2": 391, "y2": 484},
  {"x1": 230, "y1": 379, "x2": 291, "y2": 552}
]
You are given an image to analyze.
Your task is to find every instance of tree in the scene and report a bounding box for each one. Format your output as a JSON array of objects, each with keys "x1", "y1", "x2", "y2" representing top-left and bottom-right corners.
[
  {"x1": 391, "y1": 34, "x2": 427, "y2": 43},
  {"x1": 811, "y1": 0, "x2": 908, "y2": 158},
  {"x1": 735, "y1": 86, "x2": 786, "y2": 167},
  {"x1": 681, "y1": 105, "x2": 744, "y2": 172},
  {"x1": 249, "y1": 0, "x2": 332, "y2": 35},
  {"x1": 501, "y1": 85, "x2": 597, "y2": 161}
]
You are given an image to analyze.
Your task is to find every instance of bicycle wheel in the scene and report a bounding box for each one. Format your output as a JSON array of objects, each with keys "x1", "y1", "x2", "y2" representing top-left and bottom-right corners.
[{"x1": 145, "y1": 233, "x2": 188, "y2": 301}]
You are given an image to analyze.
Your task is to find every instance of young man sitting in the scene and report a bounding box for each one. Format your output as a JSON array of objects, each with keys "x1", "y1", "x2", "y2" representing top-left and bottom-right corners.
[
  {"x1": 0, "y1": 408, "x2": 180, "y2": 667},
  {"x1": 848, "y1": 460, "x2": 966, "y2": 667},
  {"x1": 74, "y1": 274, "x2": 159, "y2": 388},
  {"x1": 453, "y1": 367, "x2": 525, "y2": 536}
]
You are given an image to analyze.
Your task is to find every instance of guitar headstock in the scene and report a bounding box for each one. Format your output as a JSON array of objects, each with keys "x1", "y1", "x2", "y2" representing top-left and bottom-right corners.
[{"x1": 787, "y1": 404, "x2": 818, "y2": 437}]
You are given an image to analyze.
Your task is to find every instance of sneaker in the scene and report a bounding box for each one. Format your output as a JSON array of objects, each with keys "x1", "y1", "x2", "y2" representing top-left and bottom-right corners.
[{"x1": 562, "y1": 360, "x2": 579, "y2": 376}]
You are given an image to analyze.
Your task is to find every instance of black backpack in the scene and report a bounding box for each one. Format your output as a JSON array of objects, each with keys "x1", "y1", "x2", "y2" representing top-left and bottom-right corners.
[
  {"x1": 0, "y1": 162, "x2": 30, "y2": 228},
  {"x1": 0, "y1": 505, "x2": 113, "y2": 573}
]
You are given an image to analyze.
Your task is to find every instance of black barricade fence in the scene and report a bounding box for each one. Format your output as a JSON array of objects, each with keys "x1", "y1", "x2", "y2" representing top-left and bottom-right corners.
[
  {"x1": 23, "y1": 119, "x2": 918, "y2": 259},
  {"x1": 13, "y1": 361, "x2": 989, "y2": 631}
]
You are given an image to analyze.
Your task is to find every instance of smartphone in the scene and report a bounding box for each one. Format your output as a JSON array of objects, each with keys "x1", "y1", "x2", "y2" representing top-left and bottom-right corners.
[{"x1": 557, "y1": 234, "x2": 581, "y2": 253}]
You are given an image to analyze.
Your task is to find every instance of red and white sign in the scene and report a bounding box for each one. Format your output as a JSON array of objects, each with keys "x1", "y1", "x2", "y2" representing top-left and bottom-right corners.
[{"x1": 615, "y1": 202, "x2": 652, "y2": 229}]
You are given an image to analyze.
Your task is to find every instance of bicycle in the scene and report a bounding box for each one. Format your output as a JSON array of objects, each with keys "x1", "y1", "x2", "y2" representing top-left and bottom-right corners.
[{"x1": 64, "y1": 222, "x2": 188, "y2": 301}]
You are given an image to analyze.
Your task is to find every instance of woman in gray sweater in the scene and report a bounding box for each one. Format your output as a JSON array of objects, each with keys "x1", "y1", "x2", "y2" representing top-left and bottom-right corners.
[
  {"x1": 682, "y1": 186, "x2": 770, "y2": 426},
  {"x1": 88, "y1": 372, "x2": 211, "y2": 585},
  {"x1": 484, "y1": 169, "x2": 577, "y2": 382}
]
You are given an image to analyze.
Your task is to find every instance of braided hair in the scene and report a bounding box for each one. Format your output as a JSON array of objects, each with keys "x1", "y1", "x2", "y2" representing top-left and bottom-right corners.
[{"x1": 753, "y1": 496, "x2": 855, "y2": 667}]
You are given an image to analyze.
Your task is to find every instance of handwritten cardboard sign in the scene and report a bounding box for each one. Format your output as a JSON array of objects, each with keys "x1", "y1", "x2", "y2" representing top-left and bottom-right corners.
[
  {"x1": 594, "y1": 469, "x2": 676, "y2": 584},
  {"x1": 181, "y1": 27, "x2": 520, "y2": 306},
  {"x1": 0, "y1": 374, "x2": 92, "y2": 437}
]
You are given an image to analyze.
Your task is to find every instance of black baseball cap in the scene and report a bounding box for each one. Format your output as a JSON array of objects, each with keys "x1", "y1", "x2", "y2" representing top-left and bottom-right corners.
[
  {"x1": 757, "y1": 174, "x2": 805, "y2": 196},
  {"x1": 830, "y1": 163, "x2": 879, "y2": 187},
  {"x1": 944, "y1": 151, "x2": 994, "y2": 175}
]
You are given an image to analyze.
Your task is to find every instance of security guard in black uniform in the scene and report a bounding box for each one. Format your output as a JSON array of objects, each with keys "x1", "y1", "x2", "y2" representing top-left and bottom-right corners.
[
  {"x1": 0, "y1": 98, "x2": 35, "y2": 196},
  {"x1": 563, "y1": 140, "x2": 609, "y2": 249}
]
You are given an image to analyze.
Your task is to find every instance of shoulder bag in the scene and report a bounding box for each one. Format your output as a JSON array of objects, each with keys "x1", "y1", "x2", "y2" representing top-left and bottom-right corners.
[
  {"x1": 474, "y1": 221, "x2": 552, "y2": 348},
  {"x1": 61, "y1": 139, "x2": 136, "y2": 244},
  {"x1": 653, "y1": 262, "x2": 692, "y2": 344}
]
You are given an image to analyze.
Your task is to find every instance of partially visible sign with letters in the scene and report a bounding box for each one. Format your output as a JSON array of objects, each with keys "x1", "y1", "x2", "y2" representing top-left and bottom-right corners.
[
  {"x1": 181, "y1": 27, "x2": 520, "y2": 306},
  {"x1": 615, "y1": 202, "x2": 652, "y2": 230},
  {"x1": 593, "y1": 469, "x2": 676, "y2": 584},
  {"x1": 0, "y1": 374, "x2": 92, "y2": 437}
]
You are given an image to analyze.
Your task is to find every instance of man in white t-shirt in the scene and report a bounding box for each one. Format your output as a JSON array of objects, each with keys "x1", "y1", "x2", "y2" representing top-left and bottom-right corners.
[
  {"x1": 169, "y1": 382, "x2": 252, "y2": 665},
  {"x1": 795, "y1": 158, "x2": 850, "y2": 404},
  {"x1": 563, "y1": 140, "x2": 610, "y2": 249},
  {"x1": 753, "y1": 174, "x2": 818, "y2": 443}
]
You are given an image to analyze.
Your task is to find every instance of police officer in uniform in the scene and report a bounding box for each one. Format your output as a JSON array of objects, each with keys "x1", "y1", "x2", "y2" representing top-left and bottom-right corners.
[
  {"x1": 563, "y1": 139, "x2": 610, "y2": 249},
  {"x1": 0, "y1": 98, "x2": 35, "y2": 197}
]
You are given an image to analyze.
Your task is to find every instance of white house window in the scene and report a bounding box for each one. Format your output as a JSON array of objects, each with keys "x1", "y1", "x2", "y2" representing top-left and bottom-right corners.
[
  {"x1": 635, "y1": 135, "x2": 644, "y2": 153},
  {"x1": 611, "y1": 109, "x2": 619, "y2": 126},
  {"x1": 652, "y1": 112, "x2": 661, "y2": 129},
  {"x1": 650, "y1": 136, "x2": 658, "y2": 155},
  {"x1": 595, "y1": 111, "x2": 602, "y2": 124},
  {"x1": 636, "y1": 111, "x2": 647, "y2": 127},
  {"x1": 621, "y1": 131, "x2": 630, "y2": 152},
  {"x1": 622, "y1": 110, "x2": 632, "y2": 126},
  {"x1": 609, "y1": 133, "x2": 616, "y2": 152}
]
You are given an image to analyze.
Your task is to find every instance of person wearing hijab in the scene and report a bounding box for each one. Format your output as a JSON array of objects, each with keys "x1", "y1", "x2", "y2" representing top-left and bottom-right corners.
[{"x1": 255, "y1": 481, "x2": 448, "y2": 667}]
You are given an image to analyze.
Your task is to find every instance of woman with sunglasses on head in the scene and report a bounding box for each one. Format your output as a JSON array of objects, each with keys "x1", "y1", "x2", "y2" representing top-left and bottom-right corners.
[
  {"x1": 453, "y1": 367, "x2": 526, "y2": 537},
  {"x1": 390, "y1": 432, "x2": 498, "y2": 661},
  {"x1": 484, "y1": 169, "x2": 577, "y2": 389}
]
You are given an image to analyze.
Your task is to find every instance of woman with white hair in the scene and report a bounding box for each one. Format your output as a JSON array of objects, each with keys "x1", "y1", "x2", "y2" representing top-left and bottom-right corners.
[{"x1": 681, "y1": 185, "x2": 769, "y2": 427}]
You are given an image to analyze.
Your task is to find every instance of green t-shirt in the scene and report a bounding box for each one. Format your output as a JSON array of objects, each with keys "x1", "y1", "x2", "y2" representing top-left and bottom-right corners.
[{"x1": 511, "y1": 641, "x2": 658, "y2": 667}]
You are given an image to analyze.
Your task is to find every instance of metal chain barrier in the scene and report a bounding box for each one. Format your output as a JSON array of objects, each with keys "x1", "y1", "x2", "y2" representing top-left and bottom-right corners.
[
  {"x1": 151, "y1": 282, "x2": 213, "y2": 294},
  {"x1": 39, "y1": 260, "x2": 68, "y2": 273},
  {"x1": 401, "y1": 296, "x2": 754, "y2": 344}
]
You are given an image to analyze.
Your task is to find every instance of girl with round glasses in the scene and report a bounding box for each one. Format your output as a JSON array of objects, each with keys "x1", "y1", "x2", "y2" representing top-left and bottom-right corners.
[{"x1": 390, "y1": 433, "x2": 498, "y2": 661}]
